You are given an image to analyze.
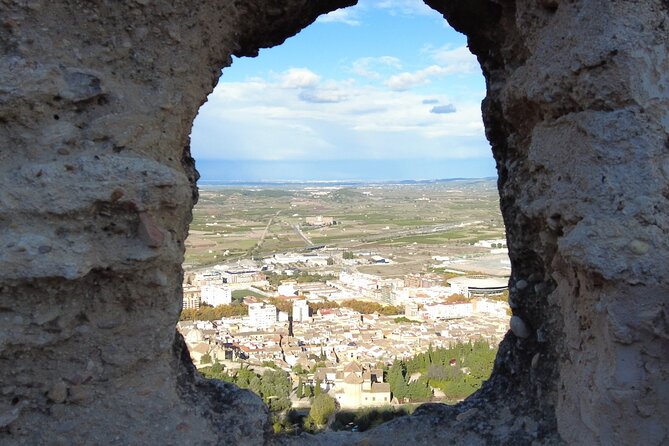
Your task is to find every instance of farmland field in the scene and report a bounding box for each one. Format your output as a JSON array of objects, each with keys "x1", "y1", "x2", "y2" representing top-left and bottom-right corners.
[{"x1": 184, "y1": 179, "x2": 506, "y2": 277}]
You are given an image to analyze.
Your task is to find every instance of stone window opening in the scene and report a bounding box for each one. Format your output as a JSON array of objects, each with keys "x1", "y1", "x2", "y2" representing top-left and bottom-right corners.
[{"x1": 177, "y1": 0, "x2": 506, "y2": 442}]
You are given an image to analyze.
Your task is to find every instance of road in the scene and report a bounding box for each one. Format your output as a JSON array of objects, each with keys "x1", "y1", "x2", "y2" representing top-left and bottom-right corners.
[
  {"x1": 257, "y1": 210, "x2": 282, "y2": 248},
  {"x1": 292, "y1": 224, "x2": 314, "y2": 247},
  {"x1": 358, "y1": 220, "x2": 483, "y2": 243}
]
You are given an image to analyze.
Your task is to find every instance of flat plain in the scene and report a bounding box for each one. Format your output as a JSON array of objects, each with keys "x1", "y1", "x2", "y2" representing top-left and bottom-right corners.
[{"x1": 185, "y1": 179, "x2": 507, "y2": 277}]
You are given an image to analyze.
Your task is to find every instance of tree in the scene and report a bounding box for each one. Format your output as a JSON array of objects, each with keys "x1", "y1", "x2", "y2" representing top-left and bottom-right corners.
[
  {"x1": 379, "y1": 305, "x2": 404, "y2": 316},
  {"x1": 180, "y1": 302, "x2": 247, "y2": 321},
  {"x1": 296, "y1": 377, "x2": 304, "y2": 399},
  {"x1": 292, "y1": 364, "x2": 306, "y2": 375},
  {"x1": 308, "y1": 300, "x2": 339, "y2": 315},
  {"x1": 210, "y1": 361, "x2": 223, "y2": 374},
  {"x1": 446, "y1": 293, "x2": 468, "y2": 303},
  {"x1": 387, "y1": 360, "x2": 408, "y2": 401},
  {"x1": 406, "y1": 378, "x2": 432, "y2": 401},
  {"x1": 200, "y1": 353, "x2": 212, "y2": 364},
  {"x1": 235, "y1": 366, "x2": 255, "y2": 388},
  {"x1": 343, "y1": 251, "x2": 355, "y2": 260},
  {"x1": 314, "y1": 377, "x2": 322, "y2": 396},
  {"x1": 249, "y1": 376, "x2": 262, "y2": 396},
  {"x1": 309, "y1": 394, "x2": 336, "y2": 426},
  {"x1": 267, "y1": 297, "x2": 292, "y2": 314}
]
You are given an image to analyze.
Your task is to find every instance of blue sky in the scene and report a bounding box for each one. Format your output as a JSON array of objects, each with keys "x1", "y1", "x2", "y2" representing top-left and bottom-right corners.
[{"x1": 190, "y1": 0, "x2": 493, "y2": 181}]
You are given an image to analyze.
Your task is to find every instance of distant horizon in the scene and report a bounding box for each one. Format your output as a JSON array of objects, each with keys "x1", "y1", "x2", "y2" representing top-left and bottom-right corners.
[
  {"x1": 195, "y1": 158, "x2": 497, "y2": 182},
  {"x1": 198, "y1": 177, "x2": 496, "y2": 184}
]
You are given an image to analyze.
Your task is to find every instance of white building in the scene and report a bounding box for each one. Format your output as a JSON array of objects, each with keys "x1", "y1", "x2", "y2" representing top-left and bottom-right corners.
[
  {"x1": 331, "y1": 362, "x2": 391, "y2": 409},
  {"x1": 424, "y1": 302, "x2": 473, "y2": 319},
  {"x1": 448, "y1": 276, "x2": 509, "y2": 298},
  {"x1": 405, "y1": 301, "x2": 420, "y2": 319},
  {"x1": 201, "y1": 284, "x2": 232, "y2": 307},
  {"x1": 305, "y1": 216, "x2": 334, "y2": 226},
  {"x1": 264, "y1": 253, "x2": 330, "y2": 266},
  {"x1": 474, "y1": 239, "x2": 507, "y2": 248},
  {"x1": 292, "y1": 300, "x2": 310, "y2": 322},
  {"x1": 278, "y1": 281, "x2": 297, "y2": 296},
  {"x1": 248, "y1": 303, "x2": 277, "y2": 330},
  {"x1": 473, "y1": 299, "x2": 508, "y2": 317},
  {"x1": 194, "y1": 271, "x2": 223, "y2": 286}
]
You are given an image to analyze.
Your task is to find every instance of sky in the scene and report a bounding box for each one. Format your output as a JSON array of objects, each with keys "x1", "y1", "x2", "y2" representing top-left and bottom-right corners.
[{"x1": 190, "y1": 0, "x2": 493, "y2": 182}]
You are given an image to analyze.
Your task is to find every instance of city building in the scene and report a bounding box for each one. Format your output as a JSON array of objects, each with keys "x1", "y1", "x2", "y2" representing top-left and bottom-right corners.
[
  {"x1": 405, "y1": 301, "x2": 420, "y2": 319},
  {"x1": 193, "y1": 271, "x2": 224, "y2": 287},
  {"x1": 221, "y1": 267, "x2": 266, "y2": 284},
  {"x1": 404, "y1": 273, "x2": 444, "y2": 288},
  {"x1": 474, "y1": 239, "x2": 507, "y2": 248},
  {"x1": 473, "y1": 299, "x2": 508, "y2": 317},
  {"x1": 448, "y1": 276, "x2": 509, "y2": 298},
  {"x1": 264, "y1": 253, "x2": 330, "y2": 267},
  {"x1": 248, "y1": 302, "x2": 277, "y2": 330},
  {"x1": 183, "y1": 285, "x2": 201, "y2": 310},
  {"x1": 278, "y1": 281, "x2": 297, "y2": 296},
  {"x1": 305, "y1": 216, "x2": 335, "y2": 226},
  {"x1": 332, "y1": 362, "x2": 391, "y2": 408},
  {"x1": 424, "y1": 302, "x2": 474, "y2": 320},
  {"x1": 292, "y1": 300, "x2": 310, "y2": 322},
  {"x1": 201, "y1": 284, "x2": 232, "y2": 307}
]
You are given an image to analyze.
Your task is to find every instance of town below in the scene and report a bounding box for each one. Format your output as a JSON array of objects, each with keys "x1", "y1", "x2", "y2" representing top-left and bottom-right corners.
[{"x1": 180, "y1": 179, "x2": 510, "y2": 433}]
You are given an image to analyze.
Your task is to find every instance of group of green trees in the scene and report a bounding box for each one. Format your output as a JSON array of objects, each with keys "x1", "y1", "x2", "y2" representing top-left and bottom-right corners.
[
  {"x1": 387, "y1": 361, "x2": 433, "y2": 402},
  {"x1": 388, "y1": 341, "x2": 497, "y2": 402},
  {"x1": 340, "y1": 300, "x2": 404, "y2": 316},
  {"x1": 306, "y1": 394, "x2": 336, "y2": 427},
  {"x1": 392, "y1": 316, "x2": 421, "y2": 324},
  {"x1": 307, "y1": 300, "x2": 339, "y2": 314},
  {"x1": 180, "y1": 302, "x2": 247, "y2": 321},
  {"x1": 180, "y1": 296, "x2": 405, "y2": 321},
  {"x1": 272, "y1": 393, "x2": 337, "y2": 434},
  {"x1": 332, "y1": 406, "x2": 412, "y2": 432},
  {"x1": 294, "y1": 375, "x2": 321, "y2": 399},
  {"x1": 266, "y1": 295, "x2": 404, "y2": 318},
  {"x1": 200, "y1": 363, "x2": 292, "y2": 412},
  {"x1": 200, "y1": 362, "x2": 337, "y2": 434},
  {"x1": 306, "y1": 299, "x2": 404, "y2": 316},
  {"x1": 267, "y1": 272, "x2": 337, "y2": 288}
]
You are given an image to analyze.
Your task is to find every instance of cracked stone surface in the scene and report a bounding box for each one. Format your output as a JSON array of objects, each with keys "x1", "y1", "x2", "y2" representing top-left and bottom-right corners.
[{"x1": 1, "y1": 0, "x2": 667, "y2": 445}]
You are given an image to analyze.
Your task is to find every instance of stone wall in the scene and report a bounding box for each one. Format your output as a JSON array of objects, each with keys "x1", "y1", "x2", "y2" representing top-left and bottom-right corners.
[{"x1": 1, "y1": 0, "x2": 667, "y2": 445}]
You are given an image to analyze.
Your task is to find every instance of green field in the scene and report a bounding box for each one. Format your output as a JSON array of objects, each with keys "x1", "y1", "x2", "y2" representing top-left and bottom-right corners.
[
  {"x1": 184, "y1": 180, "x2": 505, "y2": 272},
  {"x1": 232, "y1": 289, "x2": 266, "y2": 301}
]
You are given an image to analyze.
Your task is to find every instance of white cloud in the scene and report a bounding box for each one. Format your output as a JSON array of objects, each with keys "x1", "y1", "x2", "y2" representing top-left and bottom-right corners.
[
  {"x1": 278, "y1": 68, "x2": 321, "y2": 89},
  {"x1": 299, "y1": 88, "x2": 347, "y2": 104},
  {"x1": 372, "y1": 0, "x2": 434, "y2": 16},
  {"x1": 385, "y1": 45, "x2": 479, "y2": 91},
  {"x1": 429, "y1": 45, "x2": 479, "y2": 73},
  {"x1": 192, "y1": 67, "x2": 487, "y2": 162},
  {"x1": 385, "y1": 65, "x2": 449, "y2": 90},
  {"x1": 316, "y1": 0, "x2": 439, "y2": 27},
  {"x1": 317, "y1": 8, "x2": 361, "y2": 26},
  {"x1": 351, "y1": 56, "x2": 402, "y2": 79}
]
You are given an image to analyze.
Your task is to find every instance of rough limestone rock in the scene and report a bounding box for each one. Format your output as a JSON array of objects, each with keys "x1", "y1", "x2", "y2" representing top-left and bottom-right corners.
[{"x1": 1, "y1": 0, "x2": 667, "y2": 445}]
